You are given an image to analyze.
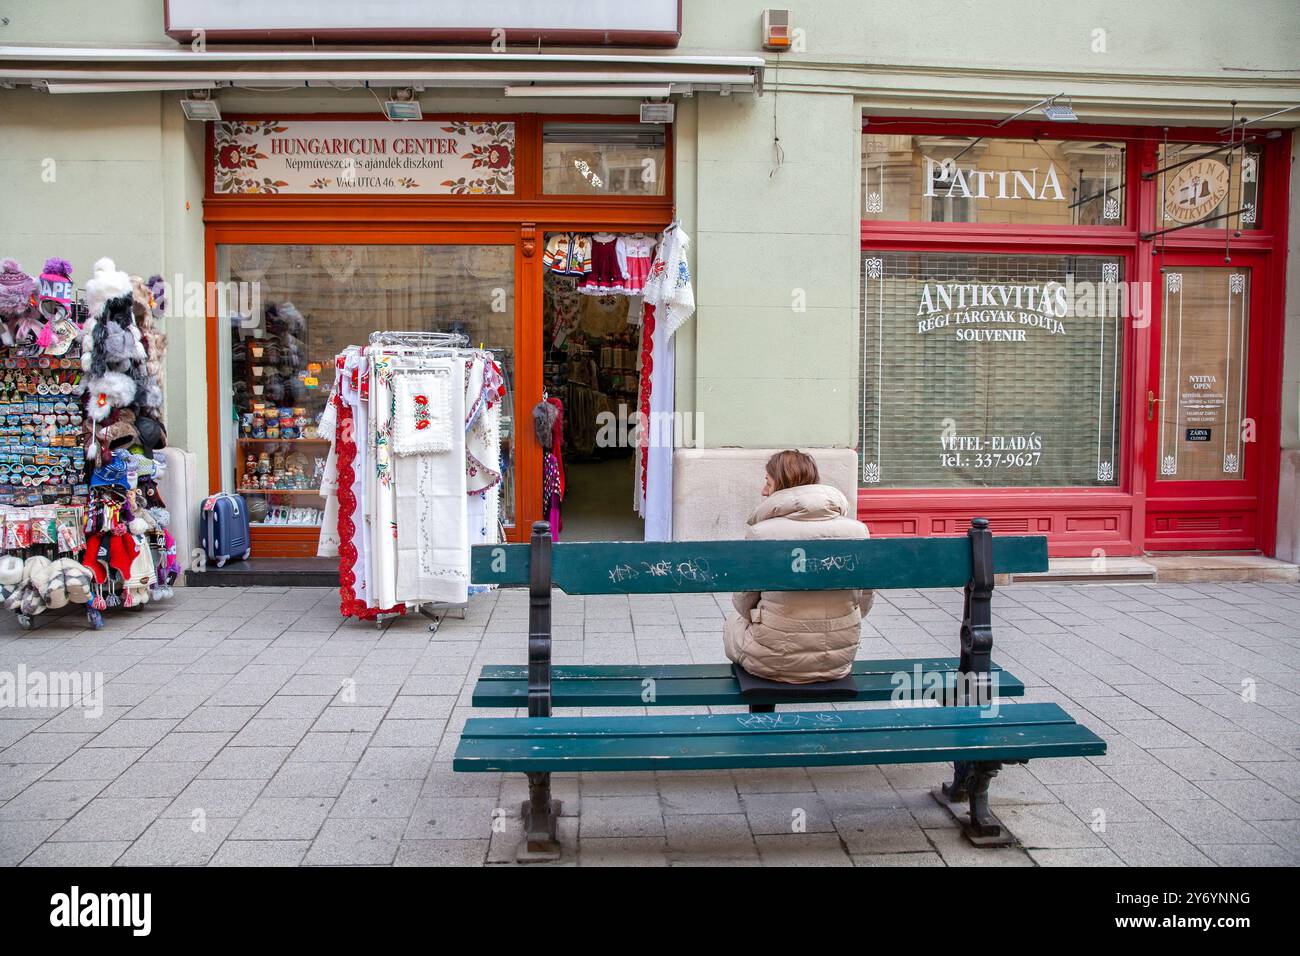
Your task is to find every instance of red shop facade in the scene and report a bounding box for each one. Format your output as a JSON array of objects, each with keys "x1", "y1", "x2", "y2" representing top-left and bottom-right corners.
[{"x1": 856, "y1": 118, "x2": 1290, "y2": 558}]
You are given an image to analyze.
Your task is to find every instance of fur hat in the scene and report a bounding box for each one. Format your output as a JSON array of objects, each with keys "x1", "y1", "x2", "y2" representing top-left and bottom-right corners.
[
  {"x1": 100, "y1": 408, "x2": 142, "y2": 450},
  {"x1": 0, "y1": 554, "x2": 25, "y2": 587},
  {"x1": 39, "y1": 558, "x2": 93, "y2": 609},
  {"x1": 84, "y1": 257, "x2": 132, "y2": 318},
  {"x1": 533, "y1": 400, "x2": 558, "y2": 451},
  {"x1": 86, "y1": 370, "x2": 137, "y2": 424}
]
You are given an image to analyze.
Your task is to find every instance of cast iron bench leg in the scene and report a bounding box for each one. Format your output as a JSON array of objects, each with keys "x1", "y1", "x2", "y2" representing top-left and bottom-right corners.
[
  {"x1": 937, "y1": 517, "x2": 1017, "y2": 847},
  {"x1": 942, "y1": 760, "x2": 1012, "y2": 846},
  {"x1": 518, "y1": 521, "x2": 561, "y2": 859}
]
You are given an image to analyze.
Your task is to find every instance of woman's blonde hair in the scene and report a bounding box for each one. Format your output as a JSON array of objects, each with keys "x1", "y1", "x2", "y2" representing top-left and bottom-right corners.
[{"x1": 765, "y1": 449, "x2": 820, "y2": 492}]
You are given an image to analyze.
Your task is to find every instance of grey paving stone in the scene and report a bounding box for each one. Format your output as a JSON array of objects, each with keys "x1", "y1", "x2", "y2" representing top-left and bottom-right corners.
[
  {"x1": 995, "y1": 803, "x2": 1107, "y2": 849},
  {"x1": 394, "y1": 839, "x2": 490, "y2": 867},
  {"x1": 198, "y1": 746, "x2": 290, "y2": 780},
  {"x1": 20, "y1": 840, "x2": 130, "y2": 867},
  {"x1": 2, "y1": 732, "x2": 96, "y2": 764},
  {"x1": 43, "y1": 747, "x2": 145, "y2": 781},
  {"x1": 208, "y1": 840, "x2": 310, "y2": 867},
  {"x1": 140, "y1": 732, "x2": 233, "y2": 764},
  {"x1": 0, "y1": 780, "x2": 104, "y2": 821},
  {"x1": 86, "y1": 719, "x2": 180, "y2": 749},
  {"x1": 1195, "y1": 779, "x2": 1300, "y2": 821},
  {"x1": 102, "y1": 761, "x2": 205, "y2": 798},
  {"x1": 1027, "y1": 847, "x2": 1126, "y2": 866},
  {"x1": 118, "y1": 817, "x2": 237, "y2": 866},
  {"x1": 311, "y1": 706, "x2": 387, "y2": 733},
  {"x1": 1149, "y1": 747, "x2": 1256, "y2": 782},
  {"x1": 51, "y1": 797, "x2": 170, "y2": 842},
  {"x1": 834, "y1": 807, "x2": 932, "y2": 855},
  {"x1": 331, "y1": 778, "x2": 422, "y2": 819},
  {"x1": 230, "y1": 718, "x2": 315, "y2": 748},
  {"x1": 304, "y1": 817, "x2": 405, "y2": 866},
  {"x1": 1096, "y1": 820, "x2": 1214, "y2": 866},
  {"x1": 369, "y1": 719, "x2": 445, "y2": 748},
  {"x1": 924, "y1": 825, "x2": 1034, "y2": 867},
  {"x1": 753, "y1": 832, "x2": 852, "y2": 866},
  {"x1": 0, "y1": 819, "x2": 62, "y2": 865},
  {"x1": 230, "y1": 796, "x2": 332, "y2": 841},
  {"x1": 0, "y1": 762, "x2": 54, "y2": 800},
  {"x1": 741, "y1": 791, "x2": 836, "y2": 835},
  {"x1": 288, "y1": 732, "x2": 372, "y2": 764},
  {"x1": 257, "y1": 695, "x2": 332, "y2": 721},
  {"x1": 262, "y1": 761, "x2": 355, "y2": 799},
  {"x1": 404, "y1": 796, "x2": 500, "y2": 841},
  {"x1": 852, "y1": 851, "x2": 946, "y2": 866},
  {"x1": 663, "y1": 813, "x2": 759, "y2": 863},
  {"x1": 573, "y1": 794, "x2": 664, "y2": 840},
  {"x1": 658, "y1": 774, "x2": 743, "y2": 815},
  {"x1": 163, "y1": 779, "x2": 267, "y2": 819}
]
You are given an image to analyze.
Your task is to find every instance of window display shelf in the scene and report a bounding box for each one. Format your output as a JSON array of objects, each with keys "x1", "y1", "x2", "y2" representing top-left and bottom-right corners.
[
  {"x1": 238, "y1": 488, "x2": 322, "y2": 496},
  {"x1": 238, "y1": 437, "x2": 329, "y2": 445}
]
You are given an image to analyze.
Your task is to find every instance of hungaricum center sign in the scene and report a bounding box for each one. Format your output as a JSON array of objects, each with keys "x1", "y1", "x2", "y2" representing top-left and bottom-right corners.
[{"x1": 212, "y1": 120, "x2": 515, "y2": 196}]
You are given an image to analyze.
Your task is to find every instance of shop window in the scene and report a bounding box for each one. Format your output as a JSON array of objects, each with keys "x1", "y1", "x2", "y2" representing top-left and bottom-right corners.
[
  {"x1": 859, "y1": 251, "x2": 1125, "y2": 488},
  {"x1": 542, "y1": 123, "x2": 667, "y2": 196},
  {"x1": 861, "y1": 134, "x2": 1126, "y2": 226},
  {"x1": 217, "y1": 244, "x2": 516, "y2": 528},
  {"x1": 1155, "y1": 268, "x2": 1250, "y2": 482},
  {"x1": 1157, "y1": 143, "x2": 1262, "y2": 232}
]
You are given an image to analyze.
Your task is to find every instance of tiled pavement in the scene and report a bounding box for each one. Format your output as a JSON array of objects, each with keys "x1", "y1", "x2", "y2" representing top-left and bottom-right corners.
[{"x1": 1, "y1": 581, "x2": 1297, "y2": 867}]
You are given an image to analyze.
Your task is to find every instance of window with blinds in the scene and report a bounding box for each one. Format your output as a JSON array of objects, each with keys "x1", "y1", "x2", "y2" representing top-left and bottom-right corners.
[{"x1": 859, "y1": 252, "x2": 1125, "y2": 488}]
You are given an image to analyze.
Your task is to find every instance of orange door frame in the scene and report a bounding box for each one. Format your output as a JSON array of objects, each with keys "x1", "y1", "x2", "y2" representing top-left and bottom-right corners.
[{"x1": 203, "y1": 113, "x2": 673, "y2": 554}]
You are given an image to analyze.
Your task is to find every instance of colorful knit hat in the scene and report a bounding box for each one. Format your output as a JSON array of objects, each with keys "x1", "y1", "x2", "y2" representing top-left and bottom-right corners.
[
  {"x1": 38, "y1": 258, "x2": 74, "y2": 319},
  {"x1": 0, "y1": 258, "x2": 37, "y2": 318}
]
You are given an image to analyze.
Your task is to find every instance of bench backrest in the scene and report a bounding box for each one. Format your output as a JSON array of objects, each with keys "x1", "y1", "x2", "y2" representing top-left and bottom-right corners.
[{"x1": 471, "y1": 521, "x2": 1047, "y2": 594}]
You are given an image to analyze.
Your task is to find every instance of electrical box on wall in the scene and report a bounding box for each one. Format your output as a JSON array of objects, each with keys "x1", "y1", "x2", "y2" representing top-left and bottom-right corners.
[{"x1": 761, "y1": 9, "x2": 792, "y2": 51}]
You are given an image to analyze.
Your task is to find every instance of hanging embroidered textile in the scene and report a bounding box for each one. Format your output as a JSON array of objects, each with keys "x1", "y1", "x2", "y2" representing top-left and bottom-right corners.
[{"x1": 316, "y1": 333, "x2": 506, "y2": 619}]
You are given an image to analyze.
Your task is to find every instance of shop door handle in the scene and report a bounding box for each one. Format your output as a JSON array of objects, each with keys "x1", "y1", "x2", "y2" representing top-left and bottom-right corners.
[{"x1": 1147, "y1": 390, "x2": 1162, "y2": 422}]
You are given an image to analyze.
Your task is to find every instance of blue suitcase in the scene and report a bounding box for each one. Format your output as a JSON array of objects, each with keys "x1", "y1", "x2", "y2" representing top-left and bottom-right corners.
[{"x1": 201, "y1": 493, "x2": 251, "y2": 567}]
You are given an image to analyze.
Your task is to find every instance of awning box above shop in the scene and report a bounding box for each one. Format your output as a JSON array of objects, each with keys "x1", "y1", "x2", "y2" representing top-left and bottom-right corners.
[{"x1": 0, "y1": 46, "x2": 765, "y2": 97}]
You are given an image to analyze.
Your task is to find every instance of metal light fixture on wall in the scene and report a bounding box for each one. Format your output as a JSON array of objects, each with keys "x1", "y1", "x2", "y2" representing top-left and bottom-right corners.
[
  {"x1": 1042, "y1": 96, "x2": 1078, "y2": 122},
  {"x1": 180, "y1": 89, "x2": 221, "y2": 121},
  {"x1": 384, "y1": 88, "x2": 422, "y2": 121}
]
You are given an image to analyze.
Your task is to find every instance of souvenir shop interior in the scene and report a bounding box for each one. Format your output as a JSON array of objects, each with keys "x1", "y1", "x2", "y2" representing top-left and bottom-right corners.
[
  {"x1": 540, "y1": 231, "x2": 655, "y2": 542},
  {"x1": 0, "y1": 255, "x2": 179, "y2": 629}
]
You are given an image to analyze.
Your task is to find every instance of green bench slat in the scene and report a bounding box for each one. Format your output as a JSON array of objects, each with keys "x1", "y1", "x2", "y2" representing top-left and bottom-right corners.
[
  {"x1": 453, "y1": 702, "x2": 1107, "y2": 773},
  {"x1": 470, "y1": 535, "x2": 1048, "y2": 593},
  {"x1": 471, "y1": 658, "x2": 1025, "y2": 707},
  {"x1": 478, "y1": 657, "x2": 992, "y2": 682}
]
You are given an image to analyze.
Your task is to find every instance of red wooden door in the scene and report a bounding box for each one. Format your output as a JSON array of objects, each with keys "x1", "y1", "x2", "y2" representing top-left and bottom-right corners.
[{"x1": 1143, "y1": 252, "x2": 1268, "y2": 550}]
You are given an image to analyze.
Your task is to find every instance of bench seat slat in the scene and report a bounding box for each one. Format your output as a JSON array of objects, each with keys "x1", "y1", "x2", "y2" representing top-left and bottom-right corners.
[
  {"x1": 471, "y1": 659, "x2": 1024, "y2": 708},
  {"x1": 462, "y1": 701, "x2": 1072, "y2": 738},
  {"x1": 453, "y1": 705, "x2": 1106, "y2": 773},
  {"x1": 476, "y1": 657, "x2": 1002, "y2": 682}
]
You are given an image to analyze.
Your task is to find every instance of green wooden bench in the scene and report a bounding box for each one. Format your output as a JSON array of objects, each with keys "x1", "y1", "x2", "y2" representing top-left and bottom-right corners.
[{"x1": 454, "y1": 518, "x2": 1106, "y2": 856}]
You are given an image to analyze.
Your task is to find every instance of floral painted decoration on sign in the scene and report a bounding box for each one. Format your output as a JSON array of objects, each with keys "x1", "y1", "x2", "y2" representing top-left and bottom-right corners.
[
  {"x1": 440, "y1": 122, "x2": 514, "y2": 195},
  {"x1": 214, "y1": 120, "x2": 290, "y2": 194}
]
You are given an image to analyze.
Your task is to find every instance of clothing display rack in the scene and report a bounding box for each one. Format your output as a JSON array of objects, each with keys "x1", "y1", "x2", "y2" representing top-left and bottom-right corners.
[{"x1": 317, "y1": 329, "x2": 509, "y2": 632}]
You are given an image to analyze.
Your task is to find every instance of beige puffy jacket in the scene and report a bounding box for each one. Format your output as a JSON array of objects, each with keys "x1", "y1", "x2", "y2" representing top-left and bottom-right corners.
[{"x1": 723, "y1": 484, "x2": 873, "y2": 683}]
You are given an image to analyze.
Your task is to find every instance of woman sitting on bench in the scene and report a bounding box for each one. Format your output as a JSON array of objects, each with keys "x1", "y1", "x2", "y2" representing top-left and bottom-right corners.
[{"x1": 723, "y1": 450, "x2": 873, "y2": 684}]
